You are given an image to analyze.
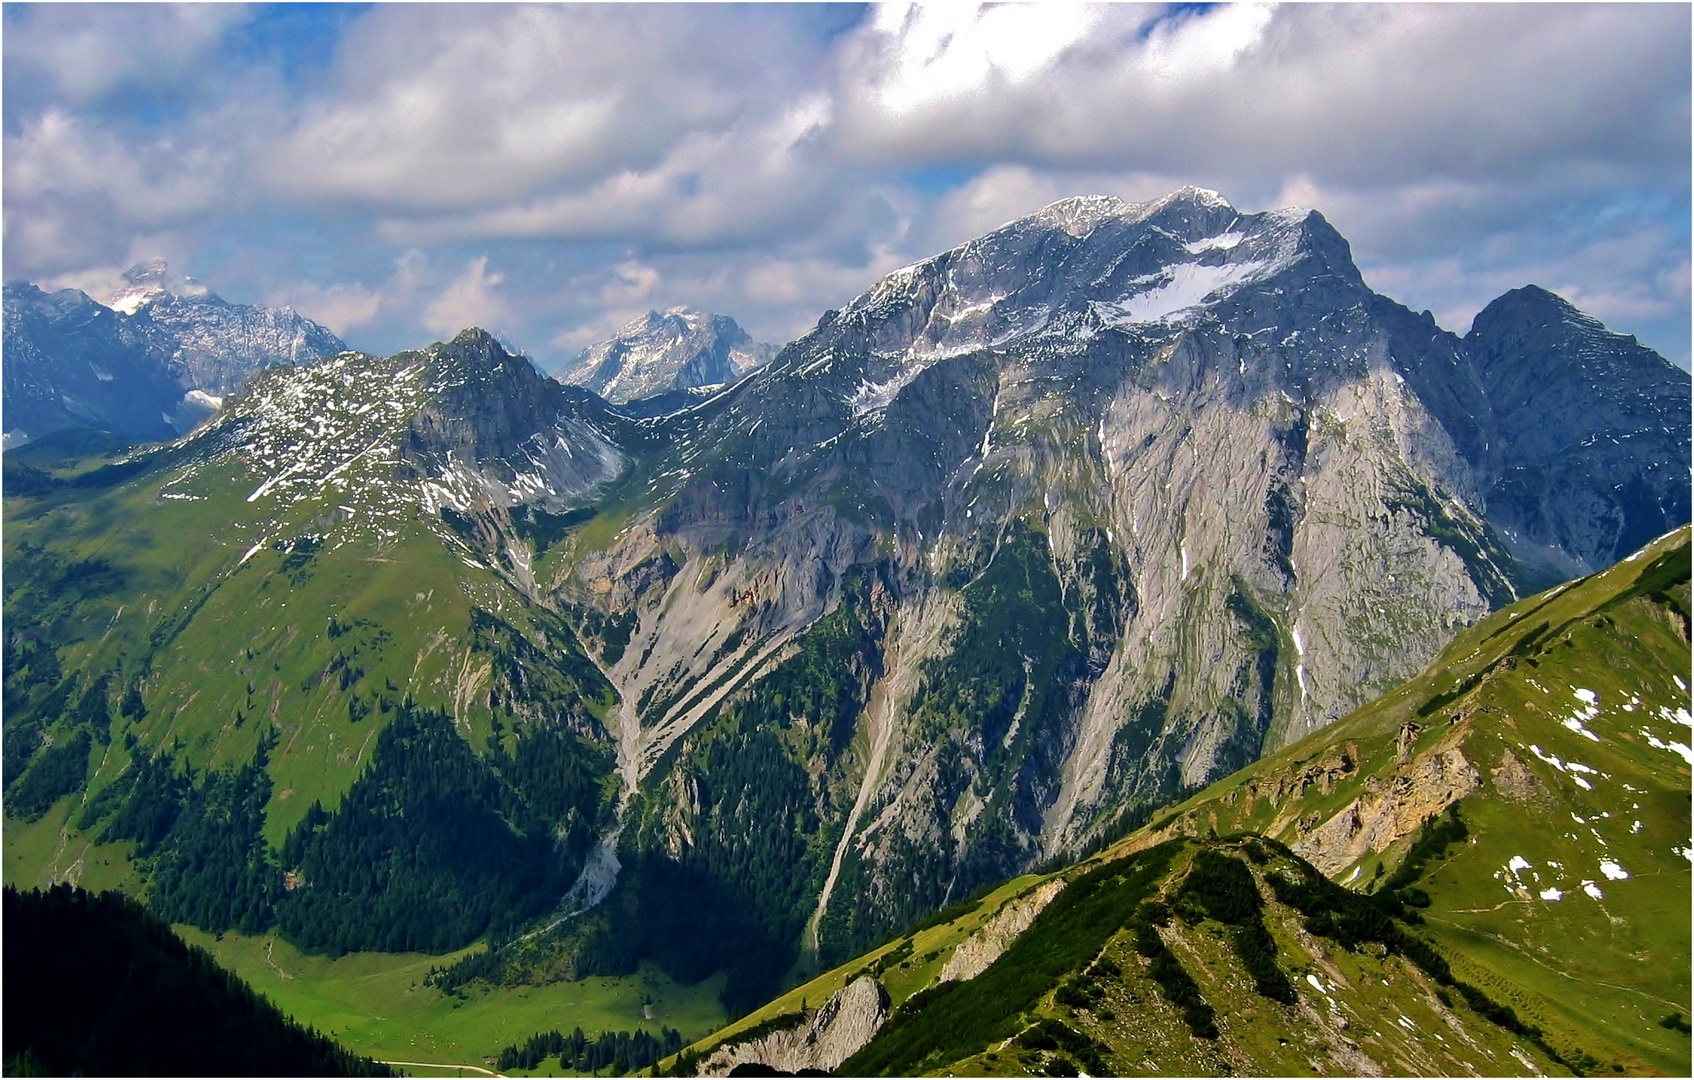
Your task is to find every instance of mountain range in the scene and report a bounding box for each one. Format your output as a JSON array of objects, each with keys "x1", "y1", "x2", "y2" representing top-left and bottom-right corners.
[
  {"x1": 3, "y1": 188, "x2": 1688, "y2": 1061},
  {"x1": 2, "y1": 260, "x2": 346, "y2": 448}
]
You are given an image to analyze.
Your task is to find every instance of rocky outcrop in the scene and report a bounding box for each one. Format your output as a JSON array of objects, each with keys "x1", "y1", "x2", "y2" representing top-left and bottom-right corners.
[
  {"x1": 938, "y1": 879, "x2": 1066, "y2": 983},
  {"x1": 1226, "y1": 747, "x2": 1359, "y2": 821},
  {"x1": 1292, "y1": 740, "x2": 1481, "y2": 876},
  {"x1": 1490, "y1": 747, "x2": 1548, "y2": 803},
  {"x1": 696, "y1": 976, "x2": 888, "y2": 1077}
]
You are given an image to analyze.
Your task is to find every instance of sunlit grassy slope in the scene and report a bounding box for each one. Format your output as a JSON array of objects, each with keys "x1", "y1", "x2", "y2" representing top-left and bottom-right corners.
[{"x1": 174, "y1": 926, "x2": 727, "y2": 1074}]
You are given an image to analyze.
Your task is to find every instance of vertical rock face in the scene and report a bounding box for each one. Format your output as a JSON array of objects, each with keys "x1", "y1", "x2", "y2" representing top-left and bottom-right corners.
[
  {"x1": 2, "y1": 262, "x2": 347, "y2": 446},
  {"x1": 559, "y1": 307, "x2": 776, "y2": 405},
  {"x1": 1463, "y1": 284, "x2": 1692, "y2": 586}
]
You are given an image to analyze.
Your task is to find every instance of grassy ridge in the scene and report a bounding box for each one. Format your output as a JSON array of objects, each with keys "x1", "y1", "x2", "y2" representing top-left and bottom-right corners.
[{"x1": 1099, "y1": 525, "x2": 1693, "y2": 1073}]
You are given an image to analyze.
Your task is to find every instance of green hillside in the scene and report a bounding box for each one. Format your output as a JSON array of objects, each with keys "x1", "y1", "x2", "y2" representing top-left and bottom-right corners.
[
  {"x1": 0, "y1": 361, "x2": 719, "y2": 1072},
  {"x1": 1130, "y1": 524, "x2": 1692, "y2": 1074}
]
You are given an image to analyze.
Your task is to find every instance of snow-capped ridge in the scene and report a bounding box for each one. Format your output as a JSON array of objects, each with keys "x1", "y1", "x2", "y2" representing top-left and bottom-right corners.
[{"x1": 814, "y1": 187, "x2": 1326, "y2": 420}]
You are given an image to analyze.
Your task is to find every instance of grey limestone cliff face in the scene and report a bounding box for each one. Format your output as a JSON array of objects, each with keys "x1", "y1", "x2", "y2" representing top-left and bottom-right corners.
[
  {"x1": 572, "y1": 190, "x2": 1520, "y2": 890},
  {"x1": 560, "y1": 307, "x2": 775, "y2": 405}
]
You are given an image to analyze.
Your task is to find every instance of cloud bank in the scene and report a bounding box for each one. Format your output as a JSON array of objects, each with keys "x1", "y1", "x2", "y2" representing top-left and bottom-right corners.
[{"x1": 4, "y1": 3, "x2": 1687, "y2": 368}]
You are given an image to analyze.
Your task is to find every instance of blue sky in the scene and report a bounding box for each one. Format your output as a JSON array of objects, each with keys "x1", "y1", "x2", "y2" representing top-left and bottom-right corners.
[{"x1": 4, "y1": 3, "x2": 1689, "y2": 370}]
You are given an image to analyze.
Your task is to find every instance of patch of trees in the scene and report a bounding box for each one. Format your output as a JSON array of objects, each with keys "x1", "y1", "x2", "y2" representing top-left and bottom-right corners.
[
  {"x1": 5, "y1": 730, "x2": 92, "y2": 822},
  {"x1": 78, "y1": 702, "x2": 605, "y2": 957},
  {"x1": 275, "y1": 705, "x2": 599, "y2": 955},
  {"x1": 3, "y1": 658, "x2": 116, "y2": 822},
  {"x1": 823, "y1": 529, "x2": 1093, "y2": 960},
  {"x1": 2, "y1": 884, "x2": 389, "y2": 1077},
  {"x1": 86, "y1": 731, "x2": 279, "y2": 934},
  {"x1": 1017, "y1": 1017, "x2": 1111, "y2": 1076},
  {"x1": 470, "y1": 605, "x2": 611, "y2": 729},
  {"x1": 1172, "y1": 848, "x2": 1295, "y2": 1004},
  {"x1": 3, "y1": 540, "x2": 135, "y2": 801},
  {"x1": 494, "y1": 1025, "x2": 682, "y2": 1075}
]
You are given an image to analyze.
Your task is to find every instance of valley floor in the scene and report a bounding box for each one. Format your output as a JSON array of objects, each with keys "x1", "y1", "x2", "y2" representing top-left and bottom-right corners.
[{"x1": 173, "y1": 927, "x2": 728, "y2": 1075}]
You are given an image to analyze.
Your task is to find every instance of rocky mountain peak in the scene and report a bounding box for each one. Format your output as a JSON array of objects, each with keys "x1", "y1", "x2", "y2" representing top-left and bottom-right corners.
[
  {"x1": 1468, "y1": 284, "x2": 1616, "y2": 354},
  {"x1": 1461, "y1": 283, "x2": 1690, "y2": 583},
  {"x1": 561, "y1": 306, "x2": 774, "y2": 405},
  {"x1": 434, "y1": 325, "x2": 513, "y2": 365},
  {"x1": 422, "y1": 327, "x2": 572, "y2": 413},
  {"x1": 784, "y1": 189, "x2": 1363, "y2": 427},
  {"x1": 108, "y1": 259, "x2": 211, "y2": 314}
]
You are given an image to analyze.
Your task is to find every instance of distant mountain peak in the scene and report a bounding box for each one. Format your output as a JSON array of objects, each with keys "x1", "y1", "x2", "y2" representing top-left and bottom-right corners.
[
  {"x1": 561, "y1": 307, "x2": 775, "y2": 405},
  {"x1": 4, "y1": 265, "x2": 347, "y2": 445},
  {"x1": 108, "y1": 259, "x2": 210, "y2": 314},
  {"x1": 444, "y1": 325, "x2": 503, "y2": 350}
]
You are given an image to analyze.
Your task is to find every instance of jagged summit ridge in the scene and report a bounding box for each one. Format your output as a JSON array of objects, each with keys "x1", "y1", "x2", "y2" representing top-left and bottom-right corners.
[
  {"x1": 560, "y1": 306, "x2": 775, "y2": 405},
  {"x1": 783, "y1": 190, "x2": 1347, "y2": 426}
]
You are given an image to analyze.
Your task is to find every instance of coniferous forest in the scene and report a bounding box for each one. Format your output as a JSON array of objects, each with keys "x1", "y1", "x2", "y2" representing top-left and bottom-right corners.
[{"x1": 2, "y1": 883, "x2": 391, "y2": 1077}]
